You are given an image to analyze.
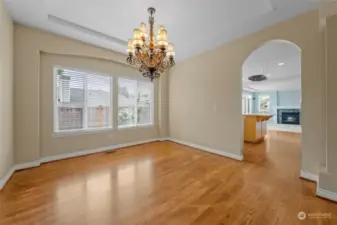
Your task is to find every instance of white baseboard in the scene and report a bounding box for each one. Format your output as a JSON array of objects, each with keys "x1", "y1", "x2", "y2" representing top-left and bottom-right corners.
[
  {"x1": 317, "y1": 188, "x2": 337, "y2": 202},
  {"x1": 157, "y1": 137, "x2": 169, "y2": 142},
  {"x1": 40, "y1": 138, "x2": 160, "y2": 164},
  {"x1": 14, "y1": 161, "x2": 41, "y2": 171},
  {"x1": 300, "y1": 170, "x2": 318, "y2": 182},
  {"x1": 0, "y1": 167, "x2": 15, "y2": 191},
  {"x1": 168, "y1": 138, "x2": 243, "y2": 161},
  {"x1": 0, "y1": 138, "x2": 162, "y2": 191}
]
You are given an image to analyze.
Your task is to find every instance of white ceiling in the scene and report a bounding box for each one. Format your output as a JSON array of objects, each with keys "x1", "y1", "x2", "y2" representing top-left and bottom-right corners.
[
  {"x1": 242, "y1": 40, "x2": 301, "y2": 92},
  {"x1": 5, "y1": 0, "x2": 319, "y2": 60}
]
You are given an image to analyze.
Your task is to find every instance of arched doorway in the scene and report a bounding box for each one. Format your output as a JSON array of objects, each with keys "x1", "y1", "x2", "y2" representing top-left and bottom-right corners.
[{"x1": 241, "y1": 40, "x2": 302, "y2": 162}]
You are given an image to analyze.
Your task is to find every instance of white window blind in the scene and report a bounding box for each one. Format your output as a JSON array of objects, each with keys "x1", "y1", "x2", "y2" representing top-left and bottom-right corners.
[
  {"x1": 118, "y1": 78, "x2": 154, "y2": 128},
  {"x1": 54, "y1": 68, "x2": 112, "y2": 133}
]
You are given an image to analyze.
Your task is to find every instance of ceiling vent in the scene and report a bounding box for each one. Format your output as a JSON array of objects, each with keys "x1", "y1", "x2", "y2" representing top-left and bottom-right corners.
[
  {"x1": 248, "y1": 74, "x2": 268, "y2": 82},
  {"x1": 48, "y1": 14, "x2": 127, "y2": 46}
]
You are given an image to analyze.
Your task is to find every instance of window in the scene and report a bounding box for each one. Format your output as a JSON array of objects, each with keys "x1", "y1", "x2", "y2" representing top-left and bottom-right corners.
[
  {"x1": 242, "y1": 94, "x2": 253, "y2": 114},
  {"x1": 259, "y1": 96, "x2": 270, "y2": 112},
  {"x1": 118, "y1": 78, "x2": 154, "y2": 128},
  {"x1": 54, "y1": 68, "x2": 112, "y2": 133}
]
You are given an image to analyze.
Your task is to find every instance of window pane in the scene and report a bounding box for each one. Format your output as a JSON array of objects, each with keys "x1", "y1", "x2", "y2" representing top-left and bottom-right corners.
[
  {"x1": 56, "y1": 68, "x2": 85, "y2": 105},
  {"x1": 88, "y1": 106, "x2": 110, "y2": 128},
  {"x1": 118, "y1": 106, "x2": 136, "y2": 126},
  {"x1": 259, "y1": 96, "x2": 270, "y2": 112},
  {"x1": 58, "y1": 107, "x2": 84, "y2": 130},
  {"x1": 248, "y1": 99, "x2": 253, "y2": 114},
  {"x1": 137, "y1": 81, "x2": 152, "y2": 103},
  {"x1": 137, "y1": 103, "x2": 151, "y2": 125},
  {"x1": 56, "y1": 68, "x2": 85, "y2": 131},
  {"x1": 54, "y1": 68, "x2": 113, "y2": 132},
  {"x1": 87, "y1": 74, "x2": 112, "y2": 128},
  {"x1": 118, "y1": 78, "x2": 154, "y2": 127},
  {"x1": 136, "y1": 81, "x2": 153, "y2": 125},
  {"x1": 118, "y1": 79, "x2": 136, "y2": 107}
]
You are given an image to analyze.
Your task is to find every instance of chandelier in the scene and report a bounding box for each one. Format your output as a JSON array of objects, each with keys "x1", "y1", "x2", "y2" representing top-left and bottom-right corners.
[{"x1": 126, "y1": 7, "x2": 175, "y2": 82}]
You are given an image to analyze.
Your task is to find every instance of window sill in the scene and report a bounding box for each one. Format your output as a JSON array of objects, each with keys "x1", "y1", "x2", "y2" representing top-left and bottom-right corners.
[
  {"x1": 117, "y1": 124, "x2": 155, "y2": 130},
  {"x1": 53, "y1": 127, "x2": 114, "y2": 137}
]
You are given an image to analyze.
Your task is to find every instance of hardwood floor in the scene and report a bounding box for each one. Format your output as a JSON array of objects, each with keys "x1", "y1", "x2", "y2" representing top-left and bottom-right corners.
[{"x1": 0, "y1": 132, "x2": 336, "y2": 225}]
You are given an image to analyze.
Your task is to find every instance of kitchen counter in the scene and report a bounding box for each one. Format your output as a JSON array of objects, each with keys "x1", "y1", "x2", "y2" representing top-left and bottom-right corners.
[{"x1": 243, "y1": 114, "x2": 273, "y2": 143}]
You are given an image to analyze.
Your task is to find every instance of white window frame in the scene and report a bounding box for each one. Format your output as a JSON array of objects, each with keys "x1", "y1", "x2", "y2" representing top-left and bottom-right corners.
[
  {"x1": 117, "y1": 78, "x2": 155, "y2": 129},
  {"x1": 242, "y1": 94, "x2": 253, "y2": 114},
  {"x1": 53, "y1": 67, "x2": 114, "y2": 135},
  {"x1": 259, "y1": 95, "x2": 270, "y2": 112}
]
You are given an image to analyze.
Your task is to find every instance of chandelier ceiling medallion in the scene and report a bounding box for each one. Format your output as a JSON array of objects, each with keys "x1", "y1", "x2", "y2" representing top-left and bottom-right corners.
[{"x1": 126, "y1": 7, "x2": 175, "y2": 82}]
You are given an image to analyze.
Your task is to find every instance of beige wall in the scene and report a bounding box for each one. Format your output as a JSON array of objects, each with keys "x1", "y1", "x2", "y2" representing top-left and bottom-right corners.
[
  {"x1": 14, "y1": 24, "x2": 168, "y2": 163},
  {"x1": 169, "y1": 10, "x2": 324, "y2": 175},
  {"x1": 0, "y1": 1, "x2": 14, "y2": 178}
]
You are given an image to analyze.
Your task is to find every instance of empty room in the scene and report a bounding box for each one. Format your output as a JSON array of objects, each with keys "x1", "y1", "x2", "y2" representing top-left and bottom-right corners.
[{"x1": 1, "y1": 0, "x2": 337, "y2": 224}]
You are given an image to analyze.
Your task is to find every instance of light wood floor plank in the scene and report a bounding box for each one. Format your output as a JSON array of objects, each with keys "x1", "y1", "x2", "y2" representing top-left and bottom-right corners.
[{"x1": 0, "y1": 131, "x2": 336, "y2": 224}]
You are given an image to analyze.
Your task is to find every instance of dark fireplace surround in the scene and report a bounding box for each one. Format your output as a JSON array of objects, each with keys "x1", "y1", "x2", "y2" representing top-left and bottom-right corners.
[{"x1": 277, "y1": 109, "x2": 301, "y2": 125}]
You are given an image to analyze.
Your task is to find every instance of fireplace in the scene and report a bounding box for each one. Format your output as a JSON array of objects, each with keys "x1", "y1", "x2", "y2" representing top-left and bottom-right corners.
[{"x1": 277, "y1": 109, "x2": 301, "y2": 125}]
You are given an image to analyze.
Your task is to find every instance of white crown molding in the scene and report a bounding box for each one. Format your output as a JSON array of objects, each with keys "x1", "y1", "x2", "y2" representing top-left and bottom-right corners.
[
  {"x1": 168, "y1": 138, "x2": 243, "y2": 161},
  {"x1": 317, "y1": 188, "x2": 337, "y2": 203},
  {"x1": 300, "y1": 170, "x2": 318, "y2": 182},
  {"x1": 47, "y1": 14, "x2": 127, "y2": 46}
]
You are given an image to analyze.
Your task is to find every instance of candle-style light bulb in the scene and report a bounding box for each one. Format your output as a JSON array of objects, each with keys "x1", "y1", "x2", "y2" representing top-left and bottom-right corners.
[
  {"x1": 167, "y1": 43, "x2": 175, "y2": 56},
  {"x1": 140, "y1": 23, "x2": 147, "y2": 37},
  {"x1": 132, "y1": 29, "x2": 143, "y2": 47},
  {"x1": 127, "y1": 39, "x2": 135, "y2": 53},
  {"x1": 157, "y1": 28, "x2": 168, "y2": 47}
]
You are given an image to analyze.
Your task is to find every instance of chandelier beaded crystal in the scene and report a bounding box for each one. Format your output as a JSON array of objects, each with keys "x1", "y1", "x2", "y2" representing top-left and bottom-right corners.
[{"x1": 126, "y1": 7, "x2": 175, "y2": 82}]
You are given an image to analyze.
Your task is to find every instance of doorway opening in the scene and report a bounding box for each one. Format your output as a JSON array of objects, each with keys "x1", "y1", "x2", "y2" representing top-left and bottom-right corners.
[{"x1": 241, "y1": 40, "x2": 302, "y2": 162}]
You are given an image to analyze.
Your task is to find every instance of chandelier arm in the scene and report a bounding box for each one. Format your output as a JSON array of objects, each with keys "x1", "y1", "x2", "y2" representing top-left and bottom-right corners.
[
  {"x1": 169, "y1": 56, "x2": 175, "y2": 67},
  {"x1": 152, "y1": 51, "x2": 165, "y2": 69},
  {"x1": 126, "y1": 53, "x2": 134, "y2": 65}
]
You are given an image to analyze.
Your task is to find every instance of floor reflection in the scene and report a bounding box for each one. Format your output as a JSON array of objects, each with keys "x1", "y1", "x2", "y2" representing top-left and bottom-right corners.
[{"x1": 54, "y1": 157, "x2": 154, "y2": 222}]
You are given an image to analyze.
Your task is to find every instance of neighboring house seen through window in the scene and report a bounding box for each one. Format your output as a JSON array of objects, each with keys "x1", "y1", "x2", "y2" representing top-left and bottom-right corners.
[{"x1": 54, "y1": 68, "x2": 112, "y2": 133}]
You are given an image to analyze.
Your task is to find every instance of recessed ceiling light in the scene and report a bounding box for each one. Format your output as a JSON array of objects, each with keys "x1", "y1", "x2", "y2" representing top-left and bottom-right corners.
[
  {"x1": 242, "y1": 78, "x2": 245, "y2": 81},
  {"x1": 278, "y1": 62, "x2": 285, "y2": 66}
]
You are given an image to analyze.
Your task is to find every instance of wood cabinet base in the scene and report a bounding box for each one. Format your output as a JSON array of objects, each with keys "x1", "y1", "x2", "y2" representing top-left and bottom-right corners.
[{"x1": 243, "y1": 115, "x2": 272, "y2": 144}]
